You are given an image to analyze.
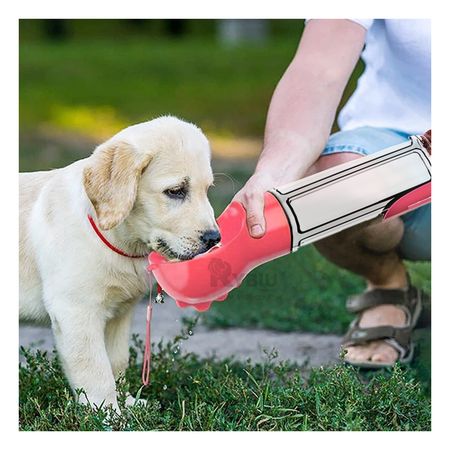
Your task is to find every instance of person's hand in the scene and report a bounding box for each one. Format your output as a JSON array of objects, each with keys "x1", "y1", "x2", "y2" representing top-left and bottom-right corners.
[{"x1": 233, "y1": 171, "x2": 278, "y2": 238}]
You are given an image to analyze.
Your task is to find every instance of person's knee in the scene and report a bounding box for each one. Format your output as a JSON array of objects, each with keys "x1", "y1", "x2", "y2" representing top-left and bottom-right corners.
[
  {"x1": 363, "y1": 217, "x2": 404, "y2": 253},
  {"x1": 315, "y1": 216, "x2": 404, "y2": 256},
  {"x1": 314, "y1": 220, "x2": 406, "y2": 286}
]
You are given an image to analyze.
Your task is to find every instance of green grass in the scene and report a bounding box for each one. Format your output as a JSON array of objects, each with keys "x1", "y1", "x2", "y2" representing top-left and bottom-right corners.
[
  {"x1": 19, "y1": 37, "x2": 300, "y2": 138},
  {"x1": 19, "y1": 324, "x2": 431, "y2": 431}
]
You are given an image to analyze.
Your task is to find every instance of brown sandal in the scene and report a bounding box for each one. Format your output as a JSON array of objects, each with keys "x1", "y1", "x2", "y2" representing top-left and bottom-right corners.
[{"x1": 342, "y1": 281, "x2": 423, "y2": 368}]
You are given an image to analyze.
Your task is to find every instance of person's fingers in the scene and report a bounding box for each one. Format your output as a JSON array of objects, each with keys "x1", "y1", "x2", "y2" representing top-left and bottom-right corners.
[
  {"x1": 233, "y1": 172, "x2": 276, "y2": 238},
  {"x1": 420, "y1": 129, "x2": 431, "y2": 154},
  {"x1": 234, "y1": 190, "x2": 266, "y2": 237},
  {"x1": 242, "y1": 191, "x2": 266, "y2": 238}
]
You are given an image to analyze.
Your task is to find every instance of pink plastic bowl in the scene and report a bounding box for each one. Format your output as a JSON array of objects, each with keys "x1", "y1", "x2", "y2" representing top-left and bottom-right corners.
[{"x1": 148, "y1": 192, "x2": 291, "y2": 311}]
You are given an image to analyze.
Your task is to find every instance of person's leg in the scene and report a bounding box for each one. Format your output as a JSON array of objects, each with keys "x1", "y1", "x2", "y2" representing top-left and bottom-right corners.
[
  {"x1": 309, "y1": 153, "x2": 407, "y2": 363},
  {"x1": 308, "y1": 127, "x2": 430, "y2": 364}
]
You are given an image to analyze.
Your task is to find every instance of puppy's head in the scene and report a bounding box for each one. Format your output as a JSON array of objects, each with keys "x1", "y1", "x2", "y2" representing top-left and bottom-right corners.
[{"x1": 83, "y1": 116, "x2": 220, "y2": 260}]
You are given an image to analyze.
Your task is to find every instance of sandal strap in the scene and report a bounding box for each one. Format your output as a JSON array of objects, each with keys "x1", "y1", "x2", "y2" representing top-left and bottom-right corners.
[
  {"x1": 343, "y1": 324, "x2": 412, "y2": 349},
  {"x1": 346, "y1": 287, "x2": 416, "y2": 313}
]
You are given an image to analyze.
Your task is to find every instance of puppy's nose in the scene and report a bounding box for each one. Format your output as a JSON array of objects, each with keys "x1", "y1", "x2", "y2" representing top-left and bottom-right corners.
[{"x1": 200, "y1": 229, "x2": 221, "y2": 249}]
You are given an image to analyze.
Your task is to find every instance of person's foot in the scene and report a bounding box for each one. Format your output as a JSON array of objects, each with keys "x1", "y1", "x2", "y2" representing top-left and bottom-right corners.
[{"x1": 344, "y1": 303, "x2": 407, "y2": 364}]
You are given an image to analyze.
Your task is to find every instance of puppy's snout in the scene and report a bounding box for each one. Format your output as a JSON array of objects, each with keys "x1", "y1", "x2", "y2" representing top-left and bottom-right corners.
[{"x1": 200, "y1": 229, "x2": 221, "y2": 250}]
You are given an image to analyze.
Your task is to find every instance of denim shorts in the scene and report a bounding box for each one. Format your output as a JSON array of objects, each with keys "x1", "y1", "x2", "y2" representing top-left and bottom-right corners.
[{"x1": 322, "y1": 126, "x2": 431, "y2": 261}]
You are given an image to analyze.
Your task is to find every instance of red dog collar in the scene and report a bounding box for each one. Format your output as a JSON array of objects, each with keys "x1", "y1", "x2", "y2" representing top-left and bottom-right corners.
[{"x1": 87, "y1": 214, "x2": 146, "y2": 258}]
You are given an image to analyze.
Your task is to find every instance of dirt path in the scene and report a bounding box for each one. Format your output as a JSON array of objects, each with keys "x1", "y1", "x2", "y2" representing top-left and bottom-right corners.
[{"x1": 19, "y1": 298, "x2": 342, "y2": 367}]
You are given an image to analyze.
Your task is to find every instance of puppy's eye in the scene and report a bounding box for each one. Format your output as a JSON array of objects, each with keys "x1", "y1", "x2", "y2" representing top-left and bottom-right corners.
[{"x1": 164, "y1": 186, "x2": 187, "y2": 199}]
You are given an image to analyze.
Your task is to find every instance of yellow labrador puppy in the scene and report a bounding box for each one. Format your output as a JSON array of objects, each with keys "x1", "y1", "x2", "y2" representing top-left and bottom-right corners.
[{"x1": 19, "y1": 116, "x2": 220, "y2": 410}]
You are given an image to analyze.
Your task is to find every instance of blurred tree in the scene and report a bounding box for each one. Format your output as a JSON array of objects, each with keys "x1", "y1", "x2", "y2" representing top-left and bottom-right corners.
[
  {"x1": 165, "y1": 19, "x2": 186, "y2": 37},
  {"x1": 43, "y1": 19, "x2": 69, "y2": 40}
]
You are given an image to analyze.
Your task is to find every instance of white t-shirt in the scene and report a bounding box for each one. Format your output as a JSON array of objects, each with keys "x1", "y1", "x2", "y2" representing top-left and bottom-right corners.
[{"x1": 338, "y1": 19, "x2": 431, "y2": 135}]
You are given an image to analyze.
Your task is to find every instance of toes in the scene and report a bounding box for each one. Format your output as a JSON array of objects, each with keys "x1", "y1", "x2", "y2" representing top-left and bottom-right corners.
[
  {"x1": 344, "y1": 341, "x2": 399, "y2": 364},
  {"x1": 370, "y1": 344, "x2": 398, "y2": 363},
  {"x1": 344, "y1": 344, "x2": 372, "y2": 362}
]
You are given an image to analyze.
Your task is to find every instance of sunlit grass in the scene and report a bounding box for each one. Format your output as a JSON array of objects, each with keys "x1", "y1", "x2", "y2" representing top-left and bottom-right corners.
[{"x1": 47, "y1": 104, "x2": 128, "y2": 141}]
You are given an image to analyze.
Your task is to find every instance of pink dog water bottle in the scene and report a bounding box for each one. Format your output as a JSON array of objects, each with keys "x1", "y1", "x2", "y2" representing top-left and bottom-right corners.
[
  {"x1": 148, "y1": 133, "x2": 431, "y2": 311},
  {"x1": 149, "y1": 192, "x2": 291, "y2": 311}
]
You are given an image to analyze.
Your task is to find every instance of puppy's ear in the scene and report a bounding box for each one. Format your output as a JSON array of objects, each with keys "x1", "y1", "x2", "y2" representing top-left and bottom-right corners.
[{"x1": 83, "y1": 140, "x2": 152, "y2": 230}]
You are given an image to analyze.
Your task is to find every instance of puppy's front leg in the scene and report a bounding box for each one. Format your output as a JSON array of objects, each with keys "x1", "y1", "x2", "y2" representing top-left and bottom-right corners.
[
  {"x1": 105, "y1": 303, "x2": 136, "y2": 380},
  {"x1": 105, "y1": 302, "x2": 147, "y2": 407},
  {"x1": 47, "y1": 300, "x2": 119, "y2": 410}
]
